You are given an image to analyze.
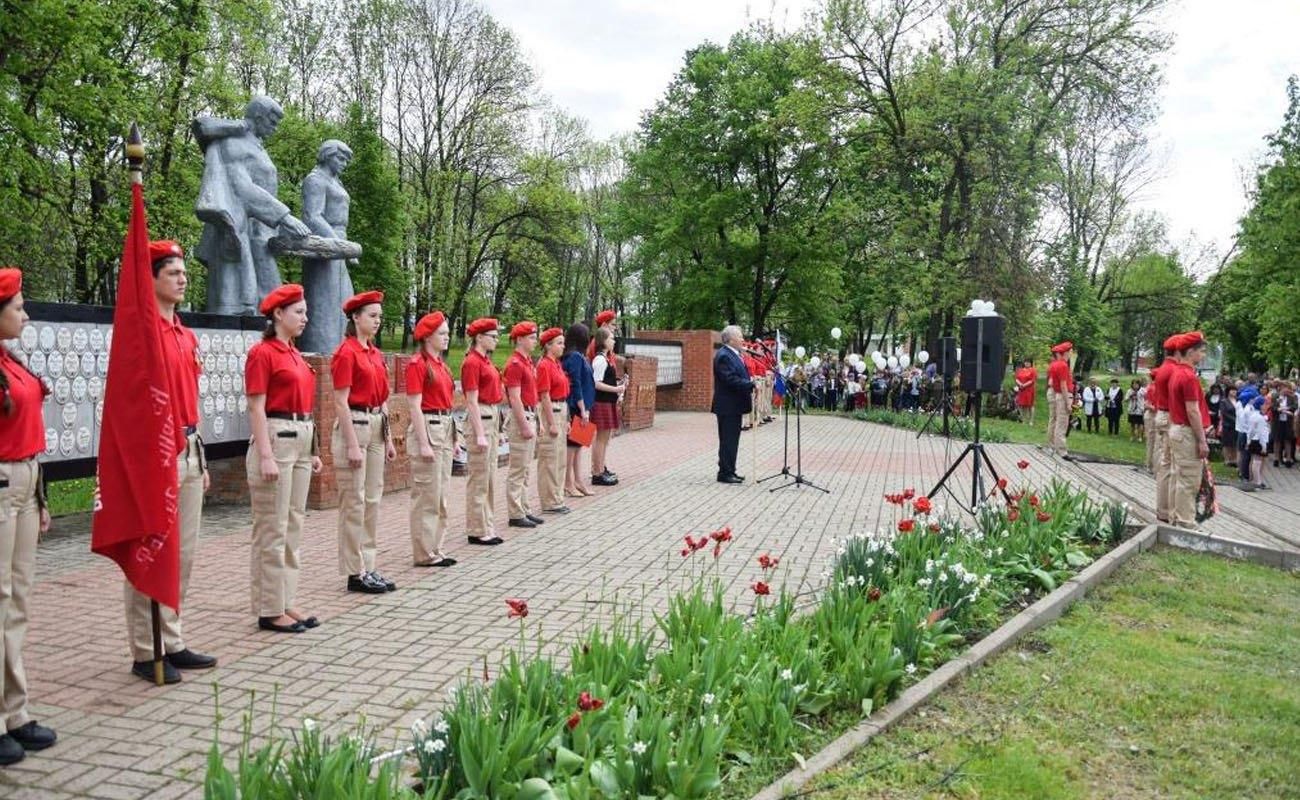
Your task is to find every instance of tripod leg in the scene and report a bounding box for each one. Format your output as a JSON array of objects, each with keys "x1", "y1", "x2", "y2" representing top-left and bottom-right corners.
[
  {"x1": 926, "y1": 444, "x2": 975, "y2": 501},
  {"x1": 978, "y1": 445, "x2": 1012, "y2": 503}
]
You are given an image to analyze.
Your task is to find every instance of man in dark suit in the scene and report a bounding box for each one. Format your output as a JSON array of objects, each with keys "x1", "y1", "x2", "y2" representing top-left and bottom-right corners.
[{"x1": 713, "y1": 325, "x2": 754, "y2": 483}]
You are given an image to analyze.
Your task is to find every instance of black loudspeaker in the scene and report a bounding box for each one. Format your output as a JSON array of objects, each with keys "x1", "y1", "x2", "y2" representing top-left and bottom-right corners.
[
  {"x1": 959, "y1": 315, "x2": 1006, "y2": 393},
  {"x1": 936, "y1": 336, "x2": 959, "y2": 378}
]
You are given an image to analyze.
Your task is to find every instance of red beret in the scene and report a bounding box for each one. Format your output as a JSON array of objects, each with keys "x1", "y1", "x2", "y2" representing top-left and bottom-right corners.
[
  {"x1": 258, "y1": 283, "x2": 304, "y2": 316},
  {"x1": 466, "y1": 317, "x2": 499, "y2": 337},
  {"x1": 413, "y1": 310, "x2": 447, "y2": 341},
  {"x1": 510, "y1": 320, "x2": 538, "y2": 339},
  {"x1": 1180, "y1": 330, "x2": 1205, "y2": 349},
  {"x1": 540, "y1": 327, "x2": 563, "y2": 345},
  {"x1": 1162, "y1": 334, "x2": 1182, "y2": 352},
  {"x1": 595, "y1": 309, "x2": 616, "y2": 326},
  {"x1": 148, "y1": 240, "x2": 184, "y2": 264},
  {"x1": 1050, "y1": 341, "x2": 1073, "y2": 354},
  {"x1": 0, "y1": 267, "x2": 20, "y2": 302},
  {"x1": 343, "y1": 290, "x2": 383, "y2": 314}
]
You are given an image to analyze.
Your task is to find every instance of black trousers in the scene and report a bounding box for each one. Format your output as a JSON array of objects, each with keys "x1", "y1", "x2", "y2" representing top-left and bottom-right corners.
[
  {"x1": 716, "y1": 413, "x2": 742, "y2": 478},
  {"x1": 1106, "y1": 410, "x2": 1121, "y2": 435},
  {"x1": 1086, "y1": 411, "x2": 1101, "y2": 433}
]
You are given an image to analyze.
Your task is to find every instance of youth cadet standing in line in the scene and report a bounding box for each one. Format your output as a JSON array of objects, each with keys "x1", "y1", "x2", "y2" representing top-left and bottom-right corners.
[
  {"x1": 504, "y1": 321, "x2": 544, "y2": 529},
  {"x1": 1166, "y1": 332, "x2": 1209, "y2": 529},
  {"x1": 535, "y1": 327, "x2": 570, "y2": 514},
  {"x1": 405, "y1": 311, "x2": 458, "y2": 568},
  {"x1": 1150, "y1": 335, "x2": 1181, "y2": 524},
  {"x1": 461, "y1": 318, "x2": 504, "y2": 545}
]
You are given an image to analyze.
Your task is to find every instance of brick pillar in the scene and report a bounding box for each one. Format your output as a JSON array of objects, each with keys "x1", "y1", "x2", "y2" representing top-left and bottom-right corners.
[
  {"x1": 635, "y1": 330, "x2": 720, "y2": 412},
  {"x1": 306, "y1": 351, "x2": 413, "y2": 510},
  {"x1": 204, "y1": 455, "x2": 250, "y2": 505},
  {"x1": 621, "y1": 354, "x2": 657, "y2": 430}
]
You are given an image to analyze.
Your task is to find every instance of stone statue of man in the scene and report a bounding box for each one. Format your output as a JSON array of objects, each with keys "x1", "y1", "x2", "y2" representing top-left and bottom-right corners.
[
  {"x1": 193, "y1": 96, "x2": 310, "y2": 315},
  {"x1": 298, "y1": 140, "x2": 356, "y2": 353}
]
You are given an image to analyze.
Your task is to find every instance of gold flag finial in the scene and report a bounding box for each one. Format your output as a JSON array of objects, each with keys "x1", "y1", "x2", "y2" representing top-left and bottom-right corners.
[{"x1": 125, "y1": 122, "x2": 144, "y2": 184}]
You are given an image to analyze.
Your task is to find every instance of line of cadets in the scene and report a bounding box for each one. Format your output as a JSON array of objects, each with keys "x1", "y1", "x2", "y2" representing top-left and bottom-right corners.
[
  {"x1": 0, "y1": 246, "x2": 621, "y2": 766},
  {"x1": 1043, "y1": 332, "x2": 1211, "y2": 530}
]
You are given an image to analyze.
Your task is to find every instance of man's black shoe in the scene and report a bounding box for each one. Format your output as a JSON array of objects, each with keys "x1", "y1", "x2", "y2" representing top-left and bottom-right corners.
[
  {"x1": 8, "y1": 721, "x2": 56, "y2": 751},
  {"x1": 347, "y1": 573, "x2": 387, "y2": 594},
  {"x1": 132, "y1": 659, "x2": 181, "y2": 685},
  {"x1": 369, "y1": 570, "x2": 397, "y2": 591},
  {"x1": 468, "y1": 535, "x2": 504, "y2": 545},
  {"x1": 525, "y1": 514, "x2": 545, "y2": 525},
  {"x1": 602, "y1": 467, "x2": 617, "y2": 479},
  {"x1": 717, "y1": 474, "x2": 744, "y2": 484},
  {"x1": 544, "y1": 506, "x2": 571, "y2": 514},
  {"x1": 591, "y1": 474, "x2": 618, "y2": 486},
  {"x1": 508, "y1": 517, "x2": 536, "y2": 528},
  {"x1": 0, "y1": 734, "x2": 24, "y2": 766},
  {"x1": 167, "y1": 649, "x2": 217, "y2": 670}
]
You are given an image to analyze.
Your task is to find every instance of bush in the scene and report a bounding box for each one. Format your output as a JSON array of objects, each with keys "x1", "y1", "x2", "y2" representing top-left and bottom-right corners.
[{"x1": 205, "y1": 486, "x2": 1128, "y2": 799}]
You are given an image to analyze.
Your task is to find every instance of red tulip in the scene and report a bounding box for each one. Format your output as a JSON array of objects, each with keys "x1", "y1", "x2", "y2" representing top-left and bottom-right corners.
[
  {"x1": 1029, "y1": 494, "x2": 1040, "y2": 507},
  {"x1": 758, "y1": 553, "x2": 780, "y2": 570},
  {"x1": 1008, "y1": 508, "x2": 1021, "y2": 522},
  {"x1": 996, "y1": 477, "x2": 1008, "y2": 490},
  {"x1": 1036, "y1": 511, "x2": 1052, "y2": 523},
  {"x1": 709, "y1": 526, "x2": 733, "y2": 543},
  {"x1": 925, "y1": 607, "x2": 949, "y2": 626},
  {"x1": 913, "y1": 496, "x2": 933, "y2": 514},
  {"x1": 898, "y1": 519, "x2": 916, "y2": 533},
  {"x1": 867, "y1": 586, "x2": 882, "y2": 602},
  {"x1": 751, "y1": 580, "x2": 771, "y2": 596},
  {"x1": 506, "y1": 598, "x2": 529, "y2": 619},
  {"x1": 1017, "y1": 459, "x2": 1030, "y2": 470},
  {"x1": 578, "y1": 691, "x2": 604, "y2": 711},
  {"x1": 903, "y1": 488, "x2": 916, "y2": 500},
  {"x1": 566, "y1": 712, "x2": 582, "y2": 730},
  {"x1": 928, "y1": 523, "x2": 941, "y2": 533}
]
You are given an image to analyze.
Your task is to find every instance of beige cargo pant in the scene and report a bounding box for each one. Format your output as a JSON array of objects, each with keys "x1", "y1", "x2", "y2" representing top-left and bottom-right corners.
[
  {"x1": 1153, "y1": 410, "x2": 1172, "y2": 521},
  {"x1": 247, "y1": 418, "x2": 314, "y2": 616},
  {"x1": 1167, "y1": 424, "x2": 1203, "y2": 529},
  {"x1": 506, "y1": 409, "x2": 538, "y2": 520},
  {"x1": 0, "y1": 458, "x2": 40, "y2": 728},
  {"x1": 536, "y1": 404, "x2": 568, "y2": 511},
  {"x1": 409, "y1": 412, "x2": 454, "y2": 562},
  {"x1": 125, "y1": 434, "x2": 204, "y2": 661},
  {"x1": 334, "y1": 411, "x2": 385, "y2": 576},
  {"x1": 465, "y1": 408, "x2": 500, "y2": 537}
]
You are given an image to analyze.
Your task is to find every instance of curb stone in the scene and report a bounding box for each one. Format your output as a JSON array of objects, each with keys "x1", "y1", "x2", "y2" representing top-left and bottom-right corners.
[{"x1": 749, "y1": 524, "x2": 1159, "y2": 800}]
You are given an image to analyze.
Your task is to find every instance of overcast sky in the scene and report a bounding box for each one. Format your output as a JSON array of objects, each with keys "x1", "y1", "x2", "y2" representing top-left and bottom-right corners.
[{"x1": 481, "y1": 0, "x2": 1300, "y2": 258}]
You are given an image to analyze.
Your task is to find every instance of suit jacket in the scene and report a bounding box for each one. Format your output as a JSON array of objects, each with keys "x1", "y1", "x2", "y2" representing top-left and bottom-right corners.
[{"x1": 712, "y1": 345, "x2": 754, "y2": 416}]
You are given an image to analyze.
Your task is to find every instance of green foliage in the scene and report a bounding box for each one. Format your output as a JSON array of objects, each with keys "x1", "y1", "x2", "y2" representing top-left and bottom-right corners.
[
  {"x1": 850, "y1": 409, "x2": 1011, "y2": 443},
  {"x1": 205, "y1": 479, "x2": 1120, "y2": 798}
]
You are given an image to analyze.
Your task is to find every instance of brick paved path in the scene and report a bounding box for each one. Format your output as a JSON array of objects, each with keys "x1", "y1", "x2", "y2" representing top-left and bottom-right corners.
[{"x1": 6, "y1": 412, "x2": 1294, "y2": 798}]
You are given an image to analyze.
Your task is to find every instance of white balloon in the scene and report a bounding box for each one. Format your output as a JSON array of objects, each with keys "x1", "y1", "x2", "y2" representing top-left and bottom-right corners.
[
  {"x1": 871, "y1": 351, "x2": 881, "y2": 360},
  {"x1": 917, "y1": 350, "x2": 930, "y2": 365},
  {"x1": 809, "y1": 355, "x2": 821, "y2": 369},
  {"x1": 795, "y1": 345, "x2": 806, "y2": 359},
  {"x1": 831, "y1": 327, "x2": 842, "y2": 340},
  {"x1": 985, "y1": 301, "x2": 996, "y2": 315},
  {"x1": 849, "y1": 353, "x2": 861, "y2": 365},
  {"x1": 887, "y1": 356, "x2": 899, "y2": 369},
  {"x1": 899, "y1": 355, "x2": 911, "y2": 368}
]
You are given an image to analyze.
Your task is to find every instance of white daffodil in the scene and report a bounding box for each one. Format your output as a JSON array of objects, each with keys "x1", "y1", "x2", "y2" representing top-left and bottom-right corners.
[
  {"x1": 433, "y1": 718, "x2": 448, "y2": 734},
  {"x1": 905, "y1": 663, "x2": 917, "y2": 675},
  {"x1": 702, "y1": 692, "x2": 716, "y2": 706},
  {"x1": 302, "y1": 718, "x2": 318, "y2": 732},
  {"x1": 780, "y1": 668, "x2": 794, "y2": 681},
  {"x1": 411, "y1": 719, "x2": 429, "y2": 737},
  {"x1": 632, "y1": 741, "x2": 648, "y2": 755}
]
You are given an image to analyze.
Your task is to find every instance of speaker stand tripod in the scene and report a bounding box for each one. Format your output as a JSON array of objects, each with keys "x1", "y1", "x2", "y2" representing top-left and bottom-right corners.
[
  {"x1": 757, "y1": 383, "x2": 830, "y2": 494},
  {"x1": 925, "y1": 391, "x2": 1010, "y2": 510}
]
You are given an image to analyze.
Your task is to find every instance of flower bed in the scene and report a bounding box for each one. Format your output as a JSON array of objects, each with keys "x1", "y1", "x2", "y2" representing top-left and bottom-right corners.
[{"x1": 204, "y1": 472, "x2": 1128, "y2": 799}]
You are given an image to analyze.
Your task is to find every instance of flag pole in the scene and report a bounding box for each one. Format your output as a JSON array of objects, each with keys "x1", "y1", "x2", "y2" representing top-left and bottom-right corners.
[{"x1": 124, "y1": 121, "x2": 165, "y2": 687}]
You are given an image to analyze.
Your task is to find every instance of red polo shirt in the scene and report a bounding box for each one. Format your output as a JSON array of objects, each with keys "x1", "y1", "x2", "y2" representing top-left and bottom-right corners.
[
  {"x1": 1149, "y1": 362, "x2": 1171, "y2": 412},
  {"x1": 159, "y1": 313, "x2": 200, "y2": 429},
  {"x1": 246, "y1": 338, "x2": 315, "y2": 415},
  {"x1": 1167, "y1": 363, "x2": 1209, "y2": 428},
  {"x1": 330, "y1": 336, "x2": 389, "y2": 408},
  {"x1": 503, "y1": 351, "x2": 538, "y2": 407},
  {"x1": 1047, "y1": 359, "x2": 1072, "y2": 394},
  {"x1": 0, "y1": 348, "x2": 48, "y2": 461},
  {"x1": 461, "y1": 348, "x2": 502, "y2": 405},
  {"x1": 404, "y1": 352, "x2": 454, "y2": 411},
  {"x1": 536, "y1": 355, "x2": 569, "y2": 404}
]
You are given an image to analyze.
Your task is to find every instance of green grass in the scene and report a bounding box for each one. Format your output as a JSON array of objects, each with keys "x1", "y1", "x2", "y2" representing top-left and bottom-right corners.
[
  {"x1": 805, "y1": 549, "x2": 1300, "y2": 799},
  {"x1": 48, "y1": 475, "x2": 94, "y2": 517}
]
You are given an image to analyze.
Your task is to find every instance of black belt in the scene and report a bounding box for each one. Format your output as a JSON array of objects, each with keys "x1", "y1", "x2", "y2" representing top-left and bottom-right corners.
[
  {"x1": 551, "y1": 403, "x2": 566, "y2": 411},
  {"x1": 523, "y1": 406, "x2": 536, "y2": 413},
  {"x1": 480, "y1": 413, "x2": 495, "y2": 420},
  {"x1": 183, "y1": 425, "x2": 197, "y2": 436},
  {"x1": 349, "y1": 405, "x2": 382, "y2": 414},
  {"x1": 422, "y1": 409, "x2": 451, "y2": 417},
  {"x1": 267, "y1": 411, "x2": 313, "y2": 421}
]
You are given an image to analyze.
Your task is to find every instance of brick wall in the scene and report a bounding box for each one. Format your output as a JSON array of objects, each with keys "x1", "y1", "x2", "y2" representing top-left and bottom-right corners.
[
  {"x1": 621, "y1": 355, "x2": 657, "y2": 430},
  {"x1": 635, "y1": 330, "x2": 719, "y2": 412}
]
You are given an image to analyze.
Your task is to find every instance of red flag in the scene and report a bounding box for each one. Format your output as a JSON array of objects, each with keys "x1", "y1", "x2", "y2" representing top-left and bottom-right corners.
[{"x1": 91, "y1": 182, "x2": 182, "y2": 612}]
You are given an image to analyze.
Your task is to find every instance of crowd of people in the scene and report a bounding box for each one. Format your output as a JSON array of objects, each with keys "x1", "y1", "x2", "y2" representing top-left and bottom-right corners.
[{"x1": 0, "y1": 249, "x2": 640, "y2": 765}]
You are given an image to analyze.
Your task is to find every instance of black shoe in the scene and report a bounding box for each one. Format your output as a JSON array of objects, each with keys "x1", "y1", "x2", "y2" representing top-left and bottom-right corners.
[
  {"x1": 508, "y1": 517, "x2": 536, "y2": 528},
  {"x1": 717, "y1": 474, "x2": 744, "y2": 484},
  {"x1": 258, "y1": 617, "x2": 306, "y2": 634},
  {"x1": 347, "y1": 573, "x2": 387, "y2": 594},
  {"x1": 7, "y1": 721, "x2": 56, "y2": 752},
  {"x1": 0, "y1": 734, "x2": 24, "y2": 766},
  {"x1": 544, "y1": 506, "x2": 571, "y2": 514},
  {"x1": 525, "y1": 514, "x2": 545, "y2": 524},
  {"x1": 167, "y1": 649, "x2": 217, "y2": 670},
  {"x1": 368, "y1": 570, "x2": 397, "y2": 591},
  {"x1": 602, "y1": 467, "x2": 618, "y2": 479},
  {"x1": 132, "y1": 659, "x2": 182, "y2": 685},
  {"x1": 591, "y1": 474, "x2": 618, "y2": 486},
  {"x1": 1274, "y1": 460, "x2": 1280, "y2": 467},
  {"x1": 415, "y1": 556, "x2": 457, "y2": 567},
  {"x1": 294, "y1": 616, "x2": 321, "y2": 628},
  {"x1": 468, "y1": 535, "x2": 504, "y2": 545}
]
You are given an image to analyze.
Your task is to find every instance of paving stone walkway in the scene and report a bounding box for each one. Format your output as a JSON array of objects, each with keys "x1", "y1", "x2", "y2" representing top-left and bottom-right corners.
[{"x1": 5, "y1": 412, "x2": 1294, "y2": 798}]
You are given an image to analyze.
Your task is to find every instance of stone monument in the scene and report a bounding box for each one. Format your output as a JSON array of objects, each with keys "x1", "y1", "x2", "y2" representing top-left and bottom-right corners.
[
  {"x1": 193, "y1": 96, "x2": 311, "y2": 315},
  {"x1": 297, "y1": 139, "x2": 358, "y2": 353}
]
